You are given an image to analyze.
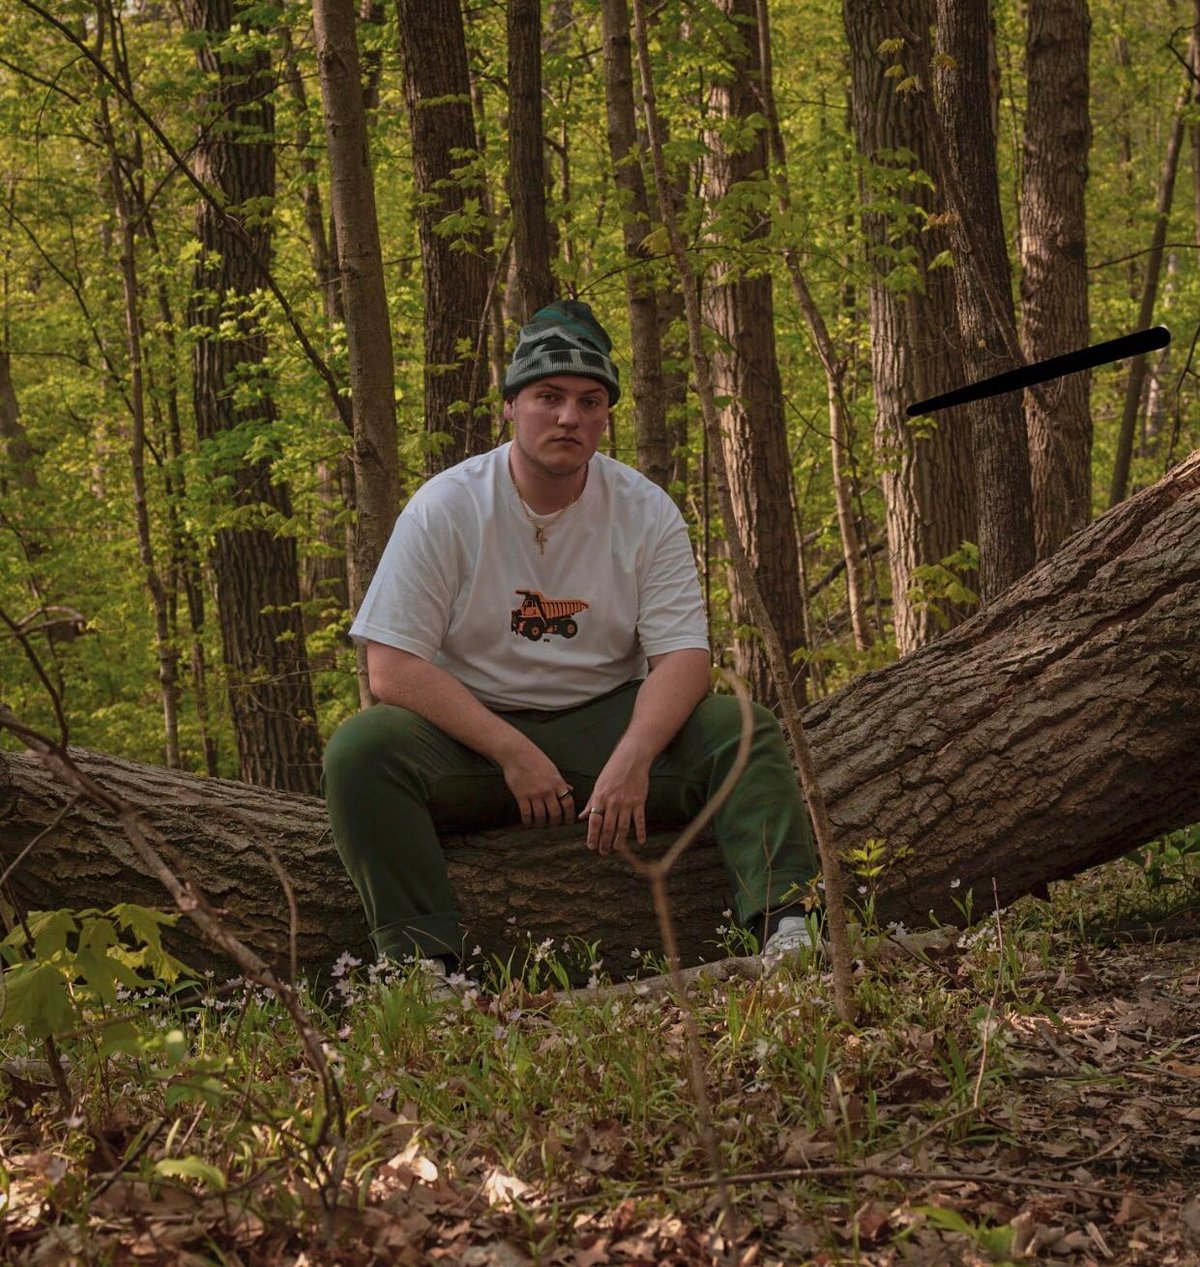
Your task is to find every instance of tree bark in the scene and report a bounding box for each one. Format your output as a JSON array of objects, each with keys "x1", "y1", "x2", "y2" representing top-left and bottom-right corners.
[
  {"x1": 757, "y1": 0, "x2": 872, "y2": 652},
  {"x1": 312, "y1": 0, "x2": 402, "y2": 707},
  {"x1": 0, "y1": 349, "x2": 36, "y2": 494},
  {"x1": 599, "y1": 0, "x2": 672, "y2": 494},
  {"x1": 1020, "y1": 0, "x2": 1092, "y2": 561},
  {"x1": 5, "y1": 451, "x2": 1196, "y2": 981},
  {"x1": 396, "y1": 0, "x2": 492, "y2": 470},
  {"x1": 184, "y1": 0, "x2": 323, "y2": 794},
  {"x1": 935, "y1": 0, "x2": 1037, "y2": 601},
  {"x1": 1108, "y1": 61, "x2": 1189, "y2": 508},
  {"x1": 703, "y1": 0, "x2": 807, "y2": 710},
  {"x1": 506, "y1": 0, "x2": 557, "y2": 322},
  {"x1": 278, "y1": 13, "x2": 353, "y2": 634},
  {"x1": 843, "y1": 0, "x2": 977, "y2": 655}
]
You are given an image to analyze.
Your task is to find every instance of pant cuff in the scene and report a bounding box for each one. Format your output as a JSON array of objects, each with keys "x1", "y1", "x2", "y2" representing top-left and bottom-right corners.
[{"x1": 371, "y1": 914, "x2": 463, "y2": 963}]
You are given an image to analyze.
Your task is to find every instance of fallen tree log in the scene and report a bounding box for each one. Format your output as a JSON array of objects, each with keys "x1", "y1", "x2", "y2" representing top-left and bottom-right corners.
[{"x1": 2, "y1": 451, "x2": 1198, "y2": 982}]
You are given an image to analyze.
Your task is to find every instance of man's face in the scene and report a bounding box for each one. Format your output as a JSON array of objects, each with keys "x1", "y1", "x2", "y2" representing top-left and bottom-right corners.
[{"x1": 504, "y1": 375, "x2": 610, "y2": 479}]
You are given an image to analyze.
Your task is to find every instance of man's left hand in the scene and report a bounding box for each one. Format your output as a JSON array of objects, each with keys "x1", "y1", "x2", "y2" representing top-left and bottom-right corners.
[{"x1": 580, "y1": 751, "x2": 650, "y2": 855}]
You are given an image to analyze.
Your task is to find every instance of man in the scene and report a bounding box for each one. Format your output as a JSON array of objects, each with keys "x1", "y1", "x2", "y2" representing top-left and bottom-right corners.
[{"x1": 323, "y1": 298, "x2": 818, "y2": 981}]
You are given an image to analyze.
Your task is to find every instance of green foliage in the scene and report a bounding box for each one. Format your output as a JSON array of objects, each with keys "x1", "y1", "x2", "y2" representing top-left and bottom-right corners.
[
  {"x1": 908, "y1": 541, "x2": 981, "y2": 629},
  {"x1": 0, "y1": 904, "x2": 187, "y2": 1043},
  {"x1": 0, "y1": 0, "x2": 1196, "y2": 774},
  {"x1": 1126, "y1": 822, "x2": 1200, "y2": 891}
]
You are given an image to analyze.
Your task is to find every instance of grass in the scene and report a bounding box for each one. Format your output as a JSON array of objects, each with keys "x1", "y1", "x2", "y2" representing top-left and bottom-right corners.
[{"x1": 2, "y1": 841, "x2": 1198, "y2": 1265}]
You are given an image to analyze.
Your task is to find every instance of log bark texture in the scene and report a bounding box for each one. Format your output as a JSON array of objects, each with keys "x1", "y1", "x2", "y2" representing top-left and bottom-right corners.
[{"x1": 2, "y1": 453, "x2": 1198, "y2": 981}]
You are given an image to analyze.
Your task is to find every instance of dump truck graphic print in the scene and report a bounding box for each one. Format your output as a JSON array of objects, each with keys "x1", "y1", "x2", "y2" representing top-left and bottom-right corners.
[{"x1": 511, "y1": 589, "x2": 590, "y2": 641}]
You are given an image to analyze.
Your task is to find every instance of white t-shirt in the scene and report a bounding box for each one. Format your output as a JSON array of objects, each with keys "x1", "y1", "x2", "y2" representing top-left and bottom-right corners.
[{"x1": 350, "y1": 443, "x2": 710, "y2": 710}]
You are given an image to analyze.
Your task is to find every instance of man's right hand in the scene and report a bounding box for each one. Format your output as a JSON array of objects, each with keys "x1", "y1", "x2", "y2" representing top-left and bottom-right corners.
[{"x1": 501, "y1": 741, "x2": 575, "y2": 827}]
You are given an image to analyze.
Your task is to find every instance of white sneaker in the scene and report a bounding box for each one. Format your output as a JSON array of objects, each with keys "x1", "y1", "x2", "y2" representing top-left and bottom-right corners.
[
  {"x1": 415, "y1": 957, "x2": 478, "y2": 1002},
  {"x1": 761, "y1": 914, "x2": 821, "y2": 963}
]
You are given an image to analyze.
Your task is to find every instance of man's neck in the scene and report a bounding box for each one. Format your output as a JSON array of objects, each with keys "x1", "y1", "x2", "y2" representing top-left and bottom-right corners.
[{"x1": 508, "y1": 446, "x2": 588, "y2": 514}]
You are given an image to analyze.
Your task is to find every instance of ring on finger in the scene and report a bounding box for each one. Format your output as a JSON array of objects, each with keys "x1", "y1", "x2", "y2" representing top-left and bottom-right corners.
[
  {"x1": 588, "y1": 808, "x2": 604, "y2": 816},
  {"x1": 556, "y1": 788, "x2": 572, "y2": 801}
]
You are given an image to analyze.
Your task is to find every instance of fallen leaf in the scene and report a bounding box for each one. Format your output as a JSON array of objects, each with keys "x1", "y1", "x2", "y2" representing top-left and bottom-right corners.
[
  {"x1": 481, "y1": 1166, "x2": 531, "y2": 1209},
  {"x1": 1113, "y1": 1192, "x2": 1156, "y2": 1225}
]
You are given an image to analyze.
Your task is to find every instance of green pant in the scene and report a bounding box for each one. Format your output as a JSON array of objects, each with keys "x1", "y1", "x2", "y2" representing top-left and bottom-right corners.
[{"x1": 322, "y1": 680, "x2": 817, "y2": 962}]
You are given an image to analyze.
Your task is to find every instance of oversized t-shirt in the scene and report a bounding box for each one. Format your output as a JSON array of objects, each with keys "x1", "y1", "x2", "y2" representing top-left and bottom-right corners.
[{"x1": 350, "y1": 443, "x2": 710, "y2": 711}]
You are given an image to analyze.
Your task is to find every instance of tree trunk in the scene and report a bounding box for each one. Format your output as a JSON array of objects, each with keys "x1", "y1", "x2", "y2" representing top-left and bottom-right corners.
[
  {"x1": 312, "y1": 0, "x2": 402, "y2": 707},
  {"x1": 6, "y1": 451, "x2": 1196, "y2": 981},
  {"x1": 184, "y1": 0, "x2": 323, "y2": 794},
  {"x1": 756, "y1": 0, "x2": 872, "y2": 652},
  {"x1": 936, "y1": 0, "x2": 1036, "y2": 601},
  {"x1": 506, "y1": 0, "x2": 557, "y2": 322},
  {"x1": 599, "y1": 0, "x2": 672, "y2": 494},
  {"x1": 396, "y1": 0, "x2": 492, "y2": 469},
  {"x1": 1020, "y1": 0, "x2": 1092, "y2": 561},
  {"x1": 703, "y1": 0, "x2": 807, "y2": 710},
  {"x1": 1108, "y1": 62, "x2": 1189, "y2": 508},
  {"x1": 0, "y1": 349, "x2": 36, "y2": 494},
  {"x1": 843, "y1": 0, "x2": 977, "y2": 655},
  {"x1": 278, "y1": 15, "x2": 353, "y2": 633}
]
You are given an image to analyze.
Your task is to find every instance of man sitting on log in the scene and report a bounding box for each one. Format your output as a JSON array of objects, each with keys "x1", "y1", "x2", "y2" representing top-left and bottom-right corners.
[{"x1": 323, "y1": 298, "x2": 819, "y2": 987}]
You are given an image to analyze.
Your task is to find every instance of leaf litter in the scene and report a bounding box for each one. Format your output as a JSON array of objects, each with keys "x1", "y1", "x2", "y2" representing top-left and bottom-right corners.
[{"x1": 2, "y1": 898, "x2": 1200, "y2": 1264}]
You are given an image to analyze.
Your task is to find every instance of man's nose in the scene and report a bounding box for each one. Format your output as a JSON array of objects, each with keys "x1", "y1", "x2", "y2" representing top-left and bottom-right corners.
[{"x1": 556, "y1": 398, "x2": 581, "y2": 426}]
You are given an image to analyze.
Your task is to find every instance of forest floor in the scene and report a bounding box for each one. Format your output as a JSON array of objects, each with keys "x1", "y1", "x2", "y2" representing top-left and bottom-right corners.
[{"x1": 1, "y1": 855, "x2": 1199, "y2": 1266}]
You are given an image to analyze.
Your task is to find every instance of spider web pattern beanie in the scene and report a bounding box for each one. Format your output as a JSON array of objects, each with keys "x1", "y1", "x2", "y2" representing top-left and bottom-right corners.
[{"x1": 503, "y1": 298, "x2": 621, "y2": 405}]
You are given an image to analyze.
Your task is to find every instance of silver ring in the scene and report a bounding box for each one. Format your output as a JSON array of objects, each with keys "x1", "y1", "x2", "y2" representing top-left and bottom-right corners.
[
  {"x1": 556, "y1": 789, "x2": 572, "y2": 800},
  {"x1": 588, "y1": 808, "x2": 604, "y2": 816}
]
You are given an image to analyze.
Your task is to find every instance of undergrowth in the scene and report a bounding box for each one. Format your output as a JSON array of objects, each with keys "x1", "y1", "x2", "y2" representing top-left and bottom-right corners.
[{"x1": 5, "y1": 853, "x2": 1176, "y2": 1266}]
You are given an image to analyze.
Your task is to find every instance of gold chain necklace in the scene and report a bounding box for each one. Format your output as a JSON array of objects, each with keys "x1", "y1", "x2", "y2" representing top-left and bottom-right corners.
[{"x1": 508, "y1": 459, "x2": 588, "y2": 555}]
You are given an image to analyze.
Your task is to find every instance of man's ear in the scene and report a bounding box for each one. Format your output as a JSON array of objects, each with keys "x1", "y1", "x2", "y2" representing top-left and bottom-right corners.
[{"x1": 502, "y1": 396, "x2": 514, "y2": 422}]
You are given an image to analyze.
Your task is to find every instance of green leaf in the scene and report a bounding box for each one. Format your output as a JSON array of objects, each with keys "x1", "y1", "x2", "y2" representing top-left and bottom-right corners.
[
  {"x1": 99, "y1": 1019, "x2": 143, "y2": 1057},
  {"x1": 24, "y1": 909, "x2": 79, "y2": 960},
  {"x1": 1, "y1": 961, "x2": 76, "y2": 1039},
  {"x1": 153, "y1": 1156, "x2": 227, "y2": 1192}
]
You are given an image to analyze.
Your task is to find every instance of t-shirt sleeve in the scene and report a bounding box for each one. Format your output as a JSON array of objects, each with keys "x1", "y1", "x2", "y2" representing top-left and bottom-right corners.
[
  {"x1": 636, "y1": 500, "x2": 710, "y2": 657},
  {"x1": 348, "y1": 497, "x2": 454, "y2": 661}
]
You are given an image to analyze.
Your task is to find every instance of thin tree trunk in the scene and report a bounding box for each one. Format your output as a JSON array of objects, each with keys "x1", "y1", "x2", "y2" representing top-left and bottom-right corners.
[
  {"x1": 312, "y1": 0, "x2": 402, "y2": 708},
  {"x1": 1020, "y1": 0, "x2": 1092, "y2": 559},
  {"x1": 0, "y1": 349, "x2": 35, "y2": 493},
  {"x1": 106, "y1": 147, "x2": 182, "y2": 768},
  {"x1": 599, "y1": 0, "x2": 672, "y2": 493},
  {"x1": 935, "y1": 0, "x2": 1036, "y2": 601},
  {"x1": 184, "y1": 0, "x2": 323, "y2": 794},
  {"x1": 396, "y1": 0, "x2": 493, "y2": 470},
  {"x1": 1108, "y1": 64, "x2": 1189, "y2": 507},
  {"x1": 702, "y1": 0, "x2": 807, "y2": 711},
  {"x1": 507, "y1": 0, "x2": 557, "y2": 321},
  {"x1": 755, "y1": 0, "x2": 871, "y2": 651},
  {"x1": 844, "y1": 0, "x2": 976, "y2": 655},
  {"x1": 285, "y1": 12, "x2": 355, "y2": 653},
  {"x1": 140, "y1": 212, "x2": 218, "y2": 777}
]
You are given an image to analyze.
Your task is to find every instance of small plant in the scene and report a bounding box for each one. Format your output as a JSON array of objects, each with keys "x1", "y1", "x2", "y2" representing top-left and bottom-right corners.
[
  {"x1": 0, "y1": 903, "x2": 187, "y2": 1051},
  {"x1": 1126, "y1": 822, "x2": 1200, "y2": 891},
  {"x1": 908, "y1": 541, "x2": 981, "y2": 629}
]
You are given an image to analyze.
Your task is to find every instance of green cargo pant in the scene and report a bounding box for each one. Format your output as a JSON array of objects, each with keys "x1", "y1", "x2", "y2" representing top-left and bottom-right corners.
[{"x1": 322, "y1": 679, "x2": 817, "y2": 962}]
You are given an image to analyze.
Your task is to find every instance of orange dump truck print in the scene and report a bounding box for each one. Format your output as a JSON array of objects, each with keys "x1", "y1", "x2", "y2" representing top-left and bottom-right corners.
[{"x1": 511, "y1": 589, "x2": 590, "y2": 641}]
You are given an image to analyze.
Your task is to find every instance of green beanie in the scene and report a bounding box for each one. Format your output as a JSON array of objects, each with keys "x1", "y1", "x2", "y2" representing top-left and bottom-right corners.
[{"x1": 503, "y1": 298, "x2": 621, "y2": 405}]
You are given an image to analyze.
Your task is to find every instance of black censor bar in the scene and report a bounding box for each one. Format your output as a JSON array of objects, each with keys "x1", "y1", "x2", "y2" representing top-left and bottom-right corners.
[{"x1": 906, "y1": 326, "x2": 1171, "y2": 418}]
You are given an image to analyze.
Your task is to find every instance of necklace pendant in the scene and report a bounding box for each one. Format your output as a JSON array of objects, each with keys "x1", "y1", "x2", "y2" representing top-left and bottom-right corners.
[{"x1": 535, "y1": 525, "x2": 547, "y2": 554}]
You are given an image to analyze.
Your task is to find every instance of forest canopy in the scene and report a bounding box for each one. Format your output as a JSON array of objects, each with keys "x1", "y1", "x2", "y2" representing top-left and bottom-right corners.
[{"x1": 0, "y1": 0, "x2": 1195, "y2": 788}]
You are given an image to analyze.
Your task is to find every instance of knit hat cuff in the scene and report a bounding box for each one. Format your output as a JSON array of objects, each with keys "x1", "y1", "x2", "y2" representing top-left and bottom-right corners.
[{"x1": 503, "y1": 299, "x2": 621, "y2": 404}]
